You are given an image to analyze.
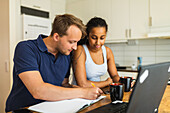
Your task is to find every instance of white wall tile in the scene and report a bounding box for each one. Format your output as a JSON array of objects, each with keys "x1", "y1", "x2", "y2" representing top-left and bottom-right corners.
[
  {"x1": 110, "y1": 45, "x2": 124, "y2": 51},
  {"x1": 124, "y1": 61, "x2": 136, "y2": 66},
  {"x1": 141, "y1": 57, "x2": 155, "y2": 65},
  {"x1": 114, "y1": 56, "x2": 124, "y2": 60},
  {"x1": 156, "y1": 51, "x2": 170, "y2": 57},
  {"x1": 142, "y1": 61, "x2": 156, "y2": 65},
  {"x1": 125, "y1": 51, "x2": 138, "y2": 57},
  {"x1": 156, "y1": 45, "x2": 170, "y2": 51},
  {"x1": 108, "y1": 39, "x2": 170, "y2": 66},
  {"x1": 156, "y1": 39, "x2": 170, "y2": 44},
  {"x1": 124, "y1": 45, "x2": 138, "y2": 51},
  {"x1": 138, "y1": 39, "x2": 156, "y2": 45},
  {"x1": 113, "y1": 51, "x2": 124, "y2": 57},
  {"x1": 139, "y1": 51, "x2": 155, "y2": 57},
  {"x1": 105, "y1": 43, "x2": 112, "y2": 48},
  {"x1": 139, "y1": 45, "x2": 155, "y2": 51},
  {"x1": 156, "y1": 57, "x2": 170, "y2": 63}
]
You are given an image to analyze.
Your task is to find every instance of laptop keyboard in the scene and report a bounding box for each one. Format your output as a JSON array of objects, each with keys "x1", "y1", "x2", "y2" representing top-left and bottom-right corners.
[
  {"x1": 87, "y1": 102, "x2": 128, "y2": 113},
  {"x1": 109, "y1": 103, "x2": 128, "y2": 113}
]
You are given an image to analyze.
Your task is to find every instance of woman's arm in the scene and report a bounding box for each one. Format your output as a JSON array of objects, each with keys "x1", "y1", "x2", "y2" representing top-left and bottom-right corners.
[
  {"x1": 72, "y1": 45, "x2": 113, "y2": 88},
  {"x1": 62, "y1": 78, "x2": 80, "y2": 88},
  {"x1": 106, "y1": 46, "x2": 120, "y2": 83}
]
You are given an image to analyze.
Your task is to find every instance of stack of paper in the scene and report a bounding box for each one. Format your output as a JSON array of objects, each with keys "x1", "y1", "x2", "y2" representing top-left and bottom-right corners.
[{"x1": 28, "y1": 96, "x2": 106, "y2": 113}]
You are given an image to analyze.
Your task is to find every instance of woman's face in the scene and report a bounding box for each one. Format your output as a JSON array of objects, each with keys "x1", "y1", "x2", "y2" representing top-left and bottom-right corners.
[{"x1": 88, "y1": 27, "x2": 106, "y2": 51}]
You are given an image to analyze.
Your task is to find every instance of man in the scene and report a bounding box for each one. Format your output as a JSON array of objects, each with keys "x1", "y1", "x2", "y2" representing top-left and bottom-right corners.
[{"x1": 6, "y1": 14, "x2": 103, "y2": 112}]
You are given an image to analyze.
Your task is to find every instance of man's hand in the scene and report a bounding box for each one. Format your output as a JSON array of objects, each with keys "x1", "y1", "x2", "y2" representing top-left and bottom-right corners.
[{"x1": 83, "y1": 87, "x2": 103, "y2": 100}]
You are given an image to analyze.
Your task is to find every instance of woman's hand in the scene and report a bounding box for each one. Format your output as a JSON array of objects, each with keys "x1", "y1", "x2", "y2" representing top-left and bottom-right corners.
[
  {"x1": 131, "y1": 79, "x2": 136, "y2": 88},
  {"x1": 106, "y1": 77, "x2": 113, "y2": 85},
  {"x1": 130, "y1": 79, "x2": 136, "y2": 91}
]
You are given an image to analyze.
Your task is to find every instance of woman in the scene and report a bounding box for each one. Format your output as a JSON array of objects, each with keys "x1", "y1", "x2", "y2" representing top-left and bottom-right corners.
[{"x1": 72, "y1": 17, "x2": 120, "y2": 88}]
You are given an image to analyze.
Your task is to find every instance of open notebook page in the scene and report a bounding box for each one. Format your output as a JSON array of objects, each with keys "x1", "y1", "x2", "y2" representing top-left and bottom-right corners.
[{"x1": 28, "y1": 96, "x2": 106, "y2": 113}]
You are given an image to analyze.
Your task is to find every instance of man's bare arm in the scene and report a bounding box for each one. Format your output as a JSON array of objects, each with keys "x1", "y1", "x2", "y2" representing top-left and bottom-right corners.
[{"x1": 19, "y1": 71, "x2": 102, "y2": 101}]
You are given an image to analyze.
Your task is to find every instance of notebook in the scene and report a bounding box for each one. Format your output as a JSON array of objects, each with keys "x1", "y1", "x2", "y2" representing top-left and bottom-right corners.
[
  {"x1": 28, "y1": 95, "x2": 106, "y2": 113},
  {"x1": 87, "y1": 62, "x2": 170, "y2": 113}
]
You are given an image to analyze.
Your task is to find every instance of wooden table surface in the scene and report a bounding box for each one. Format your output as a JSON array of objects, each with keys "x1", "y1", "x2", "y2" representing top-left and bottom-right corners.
[
  {"x1": 8, "y1": 85, "x2": 170, "y2": 113},
  {"x1": 79, "y1": 85, "x2": 170, "y2": 113}
]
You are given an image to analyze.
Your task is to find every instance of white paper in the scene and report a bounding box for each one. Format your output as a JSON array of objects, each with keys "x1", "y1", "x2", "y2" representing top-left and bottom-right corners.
[
  {"x1": 28, "y1": 96, "x2": 106, "y2": 113},
  {"x1": 112, "y1": 100, "x2": 123, "y2": 104}
]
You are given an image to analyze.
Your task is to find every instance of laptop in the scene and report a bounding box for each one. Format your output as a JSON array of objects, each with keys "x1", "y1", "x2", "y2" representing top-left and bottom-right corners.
[
  {"x1": 168, "y1": 78, "x2": 170, "y2": 85},
  {"x1": 87, "y1": 62, "x2": 170, "y2": 113}
]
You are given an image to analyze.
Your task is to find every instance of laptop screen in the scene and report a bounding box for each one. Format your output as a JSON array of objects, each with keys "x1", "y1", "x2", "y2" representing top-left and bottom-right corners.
[{"x1": 126, "y1": 62, "x2": 170, "y2": 113}]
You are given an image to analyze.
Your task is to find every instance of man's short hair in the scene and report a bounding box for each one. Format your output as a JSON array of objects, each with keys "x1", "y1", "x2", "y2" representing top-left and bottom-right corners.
[{"x1": 50, "y1": 14, "x2": 86, "y2": 39}]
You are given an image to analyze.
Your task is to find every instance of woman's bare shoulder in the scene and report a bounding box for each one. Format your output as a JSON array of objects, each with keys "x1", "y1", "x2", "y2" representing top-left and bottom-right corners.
[
  {"x1": 75, "y1": 45, "x2": 84, "y2": 53},
  {"x1": 104, "y1": 46, "x2": 112, "y2": 53},
  {"x1": 73, "y1": 45, "x2": 85, "y2": 58},
  {"x1": 104, "y1": 45, "x2": 114, "y2": 59},
  {"x1": 77, "y1": 45, "x2": 83, "y2": 49}
]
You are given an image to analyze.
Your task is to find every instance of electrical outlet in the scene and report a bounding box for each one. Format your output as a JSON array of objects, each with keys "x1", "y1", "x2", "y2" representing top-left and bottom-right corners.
[{"x1": 5, "y1": 60, "x2": 9, "y2": 72}]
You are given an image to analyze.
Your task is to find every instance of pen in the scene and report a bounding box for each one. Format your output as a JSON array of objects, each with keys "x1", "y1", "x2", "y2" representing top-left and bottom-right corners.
[
  {"x1": 91, "y1": 82, "x2": 96, "y2": 87},
  {"x1": 91, "y1": 82, "x2": 102, "y2": 97}
]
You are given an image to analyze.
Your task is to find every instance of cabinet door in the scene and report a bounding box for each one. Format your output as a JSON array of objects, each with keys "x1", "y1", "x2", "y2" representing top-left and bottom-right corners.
[
  {"x1": 111, "y1": 0, "x2": 129, "y2": 41},
  {"x1": 150, "y1": 0, "x2": 170, "y2": 27},
  {"x1": 50, "y1": 0, "x2": 66, "y2": 21},
  {"x1": 95, "y1": 0, "x2": 112, "y2": 41},
  {"x1": 21, "y1": 0, "x2": 50, "y2": 12},
  {"x1": 129, "y1": 0, "x2": 149, "y2": 39},
  {"x1": 66, "y1": 0, "x2": 96, "y2": 24}
]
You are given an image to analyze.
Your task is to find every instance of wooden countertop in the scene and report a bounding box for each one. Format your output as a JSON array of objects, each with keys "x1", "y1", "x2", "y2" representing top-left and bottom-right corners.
[
  {"x1": 79, "y1": 85, "x2": 170, "y2": 113},
  {"x1": 8, "y1": 85, "x2": 170, "y2": 113},
  {"x1": 118, "y1": 69, "x2": 138, "y2": 72},
  {"x1": 159, "y1": 85, "x2": 170, "y2": 113}
]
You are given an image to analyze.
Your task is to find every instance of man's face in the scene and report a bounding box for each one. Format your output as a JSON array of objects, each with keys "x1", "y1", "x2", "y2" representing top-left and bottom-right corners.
[{"x1": 57, "y1": 25, "x2": 82, "y2": 55}]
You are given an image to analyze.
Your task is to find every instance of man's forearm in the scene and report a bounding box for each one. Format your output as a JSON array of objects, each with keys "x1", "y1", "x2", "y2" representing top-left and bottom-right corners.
[
  {"x1": 33, "y1": 83, "x2": 83, "y2": 101},
  {"x1": 62, "y1": 83, "x2": 80, "y2": 88}
]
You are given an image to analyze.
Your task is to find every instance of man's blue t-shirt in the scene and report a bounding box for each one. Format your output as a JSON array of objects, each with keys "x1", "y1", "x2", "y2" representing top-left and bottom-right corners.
[{"x1": 5, "y1": 35, "x2": 71, "y2": 112}]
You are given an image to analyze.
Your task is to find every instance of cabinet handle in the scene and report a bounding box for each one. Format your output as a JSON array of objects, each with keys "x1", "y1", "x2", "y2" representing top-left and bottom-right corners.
[
  {"x1": 149, "y1": 17, "x2": 152, "y2": 26},
  {"x1": 125, "y1": 29, "x2": 128, "y2": 38},
  {"x1": 129, "y1": 29, "x2": 131, "y2": 38},
  {"x1": 33, "y1": 5, "x2": 41, "y2": 9}
]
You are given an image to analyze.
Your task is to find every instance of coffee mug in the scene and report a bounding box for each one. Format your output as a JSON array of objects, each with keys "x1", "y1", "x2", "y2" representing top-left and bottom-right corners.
[
  {"x1": 119, "y1": 77, "x2": 132, "y2": 92},
  {"x1": 110, "y1": 83, "x2": 124, "y2": 102}
]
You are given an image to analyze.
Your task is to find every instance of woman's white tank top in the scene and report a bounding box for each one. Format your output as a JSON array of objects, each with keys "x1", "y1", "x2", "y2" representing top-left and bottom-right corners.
[{"x1": 83, "y1": 44, "x2": 107, "y2": 81}]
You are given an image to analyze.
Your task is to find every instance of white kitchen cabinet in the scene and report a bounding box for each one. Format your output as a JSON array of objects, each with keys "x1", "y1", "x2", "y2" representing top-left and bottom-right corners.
[
  {"x1": 21, "y1": 0, "x2": 51, "y2": 12},
  {"x1": 66, "y1": 0, "x2": 149, "y2": 42},
  {"x1": 149, "y1": 0, "x2": 170, "y2": 27},
  {"x1": 111, "y1": 0, "x2": 149, "y2": 41},
  {"x1": 94, "y1": 0, "x2": 113, "y2": 41},
  {"x1": 50, "y1": 0, "x2": 66, "y2": 21},
  {"x1": 148, "y1": 0, "x2": 170, "y2": 37},
  {"x1": 129, "y1": 0, "x2": 149, "y2": 39},
  {"x1": 66, "y1": 0, "x2": 113, "y2": 41},
  {"x1": 66, "y1": 0, "x2": 96, "y2": 24},
  {"x1": 110, "y1": 0, "x2": 129, "y2": 42}
]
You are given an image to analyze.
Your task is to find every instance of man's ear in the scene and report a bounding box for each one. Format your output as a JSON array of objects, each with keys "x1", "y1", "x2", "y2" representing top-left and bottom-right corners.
[{"x1": 53, "y1": 33, "x2": 60, "y2": 41}]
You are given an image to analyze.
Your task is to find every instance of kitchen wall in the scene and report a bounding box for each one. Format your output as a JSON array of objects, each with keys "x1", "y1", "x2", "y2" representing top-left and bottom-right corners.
[
  {"x1": 0, "y1": 0, "x2": 13, "y2": 113},
  {"x1": 1, "y1": 0, "x2": 170, "y2": 113},
  {"x1": 0, "y1": 0, "x2": 66, "y2": 113},
  {"x1": 105, "y1": 38, "x2": 170, "y2": 67}
]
